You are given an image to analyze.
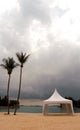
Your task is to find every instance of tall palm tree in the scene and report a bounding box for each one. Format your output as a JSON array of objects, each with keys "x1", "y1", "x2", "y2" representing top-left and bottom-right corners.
[
  {"x1": 14, "y1": 52, "x2": 30, "y2": 115},
  {"x1": 0, "y1": 57, "x2": 18, "y2": 114}
]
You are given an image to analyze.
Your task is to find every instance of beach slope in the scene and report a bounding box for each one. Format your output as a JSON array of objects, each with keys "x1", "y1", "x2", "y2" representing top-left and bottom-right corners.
[{"x1": 0, "y1": 113, "x2": 80, "y2": 130}]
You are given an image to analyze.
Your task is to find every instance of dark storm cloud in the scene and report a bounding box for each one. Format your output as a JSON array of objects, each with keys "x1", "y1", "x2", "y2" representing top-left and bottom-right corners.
[
  {"x1": 17, "y1": 42, "x2": 80, "y2": 99},
  {"x1": 0, "y1": 0, "x2": 80, "y2": 99}
]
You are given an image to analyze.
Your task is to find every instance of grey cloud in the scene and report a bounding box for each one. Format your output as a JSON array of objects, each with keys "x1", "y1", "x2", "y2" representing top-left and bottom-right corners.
[
  {"x1": 0, "y1": 0, "x2": 80, "y2": 100},
  {"x1": 16, "y1": 42, "x2": 80, "y2": 99},
  {"x1": 18, "y1": 0, "x2": 51, "y2": 24},
  {"x1": 52, "y1": 6, "x2": 69, "y2": 18},
  {"x1": 0, "y1": 22, "x2": 31, "y2": 59}
]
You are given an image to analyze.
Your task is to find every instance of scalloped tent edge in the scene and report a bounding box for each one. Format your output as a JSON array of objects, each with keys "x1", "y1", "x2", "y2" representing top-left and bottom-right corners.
[{"x1": 43, "y1": 89, "x2": 74, "y2": 115}]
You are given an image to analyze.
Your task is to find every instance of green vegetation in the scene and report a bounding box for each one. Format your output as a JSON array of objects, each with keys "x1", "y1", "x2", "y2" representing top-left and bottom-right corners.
[
  {"x1": 0, "y1": 96, "x2": 19, "y2": 108},
  {"x1": 65, "y1": 97, "x2": 80, "y2": 108}
]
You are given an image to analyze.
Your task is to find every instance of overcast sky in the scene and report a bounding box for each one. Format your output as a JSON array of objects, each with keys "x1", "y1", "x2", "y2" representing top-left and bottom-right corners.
[{"x1": 0, "y1": 0, "x2": 80, "y2": 99}]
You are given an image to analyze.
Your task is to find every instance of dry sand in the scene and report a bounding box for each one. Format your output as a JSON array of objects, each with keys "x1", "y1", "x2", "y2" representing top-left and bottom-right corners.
[{"x1": 0, "y1": 113, "x2": 80, "y2": 130}]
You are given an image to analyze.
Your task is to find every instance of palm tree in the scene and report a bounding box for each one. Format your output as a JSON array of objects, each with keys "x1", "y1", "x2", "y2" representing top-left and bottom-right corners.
[
  {"x1": 0, "y1": 57, "x2": 18, "y2": 114},
  {"x1": 14, "y1": 52, "x2": 30, "y2": 115}
]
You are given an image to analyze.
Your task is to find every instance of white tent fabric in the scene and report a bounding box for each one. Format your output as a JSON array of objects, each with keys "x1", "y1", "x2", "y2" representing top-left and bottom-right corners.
[{"x1": 43, "y1": 89, "x2": 74, "y2": 115}]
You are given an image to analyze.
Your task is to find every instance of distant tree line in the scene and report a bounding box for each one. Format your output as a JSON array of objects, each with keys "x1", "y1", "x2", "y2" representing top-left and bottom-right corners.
[
  {"x1": 65, "y1": 97, "x2": 80, "y2": 108},
  {"x1": 0, "y1": 96, "x2": 19, "y2": 108}
]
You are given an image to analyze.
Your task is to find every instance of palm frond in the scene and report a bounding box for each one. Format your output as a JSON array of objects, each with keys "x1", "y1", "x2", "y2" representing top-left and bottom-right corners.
[
  {"x1": 16, "y1": 52, "x2": 30, "y2": 66},
  {"x1": 0, "y1": 57, "x2": 19, "y2": 74},
  {"x1": 0, "y1": 64, "x2": 8, "y2": 69}
]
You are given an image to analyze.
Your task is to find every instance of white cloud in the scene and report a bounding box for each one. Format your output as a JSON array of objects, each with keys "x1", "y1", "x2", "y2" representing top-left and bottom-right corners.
[
  {"x1": 0, "y1": 0, "x2": 80, "y2": 98},
  {"x1": 0, "y1": 0, "x2": 18, "y2": 17}
]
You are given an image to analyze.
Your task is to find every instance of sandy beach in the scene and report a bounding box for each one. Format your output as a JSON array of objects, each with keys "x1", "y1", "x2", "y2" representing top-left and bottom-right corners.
[{"x1": 0, "y1": 113, "x2": 80, "y2": 130}]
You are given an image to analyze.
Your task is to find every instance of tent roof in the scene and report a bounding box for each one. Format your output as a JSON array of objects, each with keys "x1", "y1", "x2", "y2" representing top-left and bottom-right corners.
[{"x1": 43, "y1": 89, "x2": 72, "y2": 103}]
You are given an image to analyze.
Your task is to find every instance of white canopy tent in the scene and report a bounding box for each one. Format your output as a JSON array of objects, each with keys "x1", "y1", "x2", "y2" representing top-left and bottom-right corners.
[{"x1": 43, "y1": 89, "x2": 74, "y2": 115}]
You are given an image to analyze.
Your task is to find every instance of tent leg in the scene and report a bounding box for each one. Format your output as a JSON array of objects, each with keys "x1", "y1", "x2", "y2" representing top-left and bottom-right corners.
[{"x1": 43, "y1": 104, "x2": 48, "y2": 115}]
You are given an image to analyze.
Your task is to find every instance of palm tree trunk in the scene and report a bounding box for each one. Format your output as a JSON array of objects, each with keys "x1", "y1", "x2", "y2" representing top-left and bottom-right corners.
[
  {"x1": 14, "y1": 67, "x2": 22, "y2": 115},
  {"x1": 7, "y1": 74, "x2": 11, "y2": 115}
]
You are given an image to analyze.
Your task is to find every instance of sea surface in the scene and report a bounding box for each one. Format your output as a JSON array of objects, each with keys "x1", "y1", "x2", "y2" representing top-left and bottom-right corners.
[{"x1": 0, "y1": 99, "x2": 80, "y2": 113}]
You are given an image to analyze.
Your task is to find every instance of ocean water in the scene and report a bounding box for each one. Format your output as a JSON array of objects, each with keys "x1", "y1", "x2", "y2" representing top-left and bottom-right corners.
[
  {"x1": 0, "y1": 105, "x2": 80, "y2": 113},
  {"x1": 17, "y1": 106, "x2": 80, "y2": 113},
  {"x1": 0, "y1": 99, "x2": 79, "y2": 113}
]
